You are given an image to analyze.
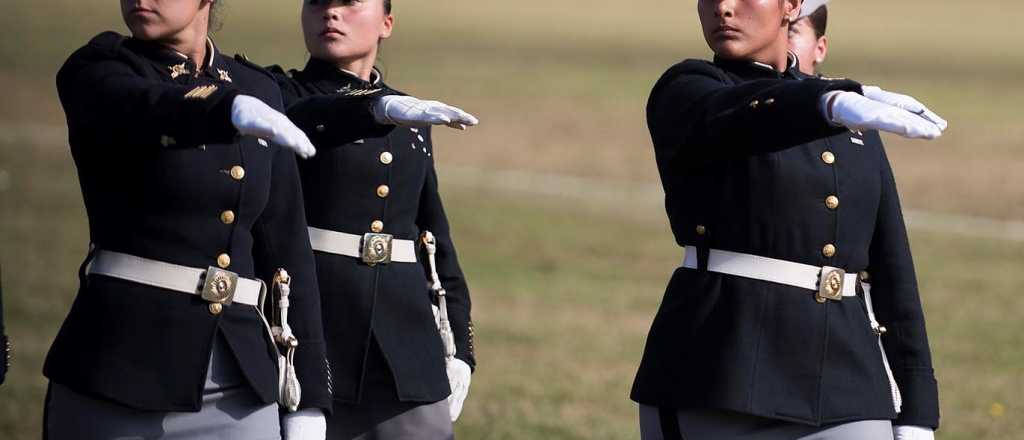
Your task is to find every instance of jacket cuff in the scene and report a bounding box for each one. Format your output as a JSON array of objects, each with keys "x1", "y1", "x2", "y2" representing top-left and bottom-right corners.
[
  {"x1": 293, "y1": 339, "x2": 333, "y2": 414},
  {"x1": 893, "y1": 369, "x2": 940, "y2": 429}
]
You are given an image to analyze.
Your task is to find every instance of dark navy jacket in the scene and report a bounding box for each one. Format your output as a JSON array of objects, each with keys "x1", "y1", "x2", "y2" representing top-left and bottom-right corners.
[
  {"x1": 44, "y1": 32, "x2": 362, "y2": 412},
  {"x1": 270, "y1": 59, "x2": 475, "y2": 405},
  {"x1": 631, "y1": 56, "x2": 940, "y2": 429}
]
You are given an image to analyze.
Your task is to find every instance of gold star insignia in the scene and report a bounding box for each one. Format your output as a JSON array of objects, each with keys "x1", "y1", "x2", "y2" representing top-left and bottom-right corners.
[
  {"x1": 218, "y1": 69, "x2": 232, "y2": 83},
  {"x1": 169, "y1": 63, "x2": 190, "y2": 79}
]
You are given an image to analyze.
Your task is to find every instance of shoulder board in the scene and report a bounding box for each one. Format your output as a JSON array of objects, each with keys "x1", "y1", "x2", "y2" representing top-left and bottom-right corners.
[{"x1": 232, "y1": 54, "x2": 277, "y2": 82}]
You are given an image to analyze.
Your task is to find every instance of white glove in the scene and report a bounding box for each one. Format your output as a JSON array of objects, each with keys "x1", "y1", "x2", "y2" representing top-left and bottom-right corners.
[
  {"x1": 372, "y1": 95, "x2": 480, "y2": 130},
  {"x1": 281, "y1": 408, "x2": 326, "y2": 440},
  {"x1": 231, "y1": 95, "x2": 317, "y2": 158},
  {"x1": 893, "y1": 425, "x2": 935, "y2": 440},
  {"x1": 446, "y1": 358, "x2": 472, "y2": 422},
  {"x1": 821, "y1": 91, "x2": 943, "y2": 140},
  {"x1": 863, "y1": 86, "x2": 948, "y2": 131}
]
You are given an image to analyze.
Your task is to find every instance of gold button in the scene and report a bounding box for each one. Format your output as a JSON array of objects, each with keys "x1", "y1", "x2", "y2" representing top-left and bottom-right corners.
[
  {"x1": 217, "y1": 253, "x2": 231, "y2": 269},
  {"x1": 765, "y1": 98, "x2": 775, "y2": 105},
  {"x1": 370, "y1": 220, "x2": 384, "y2": 233},
  {"x1": 380, "y1": 152, "x2": 393, "y2": 165},
  {"x1": 822, "y1": 244, "x2": 837, "y2": 258},
  {"x1": 695, "y1": 225, "x2": 707, "y2": 235},
  {"x1": 220, "y1": 210, "x2": 236, "y2": 224},
  {"x1": 376, "y1": 185, "x2": 390, "y2": 198},
  {"x1": 209, "y1": 303, "x2": 223, "y2": 315},
  {"x1": 859, "y1": 271, "x2": 871, "y2": 282},
  {"x1": 316, "y1": 124, "x2": 326, "y2": 132},
  {"x1": 749, "y1": 100, "x2": 760, "y2": 108},
  {"x1": 825, "y1": 195, "x2": 840, "y2": 210},
  {"x1": 230, "y1": 166, "x2": 245, "y2": 181},
  {"x1": 821, "y1": 151, "x2": 836, "y2": 165}
]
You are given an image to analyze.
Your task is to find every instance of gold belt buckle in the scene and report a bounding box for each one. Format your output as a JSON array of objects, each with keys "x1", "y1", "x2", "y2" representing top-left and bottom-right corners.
[
  {"x1": 816, "y1": 266, "x2": 846, "y2": 303},
  {"x1": 202, "y1": 267, "x2": 239, "y2": 305},
  {"x1": 362, "y1": 233, "x2": 394, "y2": 266}
]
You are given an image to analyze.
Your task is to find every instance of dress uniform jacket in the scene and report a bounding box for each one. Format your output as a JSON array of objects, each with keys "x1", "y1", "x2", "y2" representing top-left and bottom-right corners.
[
  {"x1": 43, "y1": 31, "x2": 370, "y2": 413},
  {"x1": 631, "y1": 56, "x2": 940, "y2": 429},
  {"x1": 269, "y1": 59, "x2": 476, "y2": 404}
]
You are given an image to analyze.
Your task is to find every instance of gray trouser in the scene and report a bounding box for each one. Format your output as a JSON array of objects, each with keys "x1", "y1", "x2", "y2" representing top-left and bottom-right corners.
[
  {"x1": 640, "y1": 405, "x2": 894, "y2": 440},
  {"x1": 45, "y1": 333, "x2": 280, "y2": 440},
  {"x1": 328, "y1": 399, "x2": 453, "y2": 440}
]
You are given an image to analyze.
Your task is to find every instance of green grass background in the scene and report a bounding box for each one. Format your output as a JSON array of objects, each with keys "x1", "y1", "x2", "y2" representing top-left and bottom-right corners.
[{"x1": 1, "y1": 1, "x2": 1022, "y2": 438}]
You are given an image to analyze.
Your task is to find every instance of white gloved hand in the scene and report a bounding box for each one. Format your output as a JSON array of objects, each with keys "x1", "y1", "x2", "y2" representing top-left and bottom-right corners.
[
  {"x1": 372, "y1": 96, "x2": 480, "y2": 130},
  {"x1": 446, "y1": 358, "x2": 472, "y2": 422},
  {"x1": 821, "y1": 91, "x2": 943, "y2": 140},
  {"x1": 863, "y1": 86, "x2": 948, "y2": 131},
  {"x1": 893, "y1": 425, "x2": 935, "y2": 440},
  {"x1": 231, "y1": 95, "x2": 317, "y2": 158},
  {"x1": 281, "y1": 408, "x2": 327, "y2": 440}
]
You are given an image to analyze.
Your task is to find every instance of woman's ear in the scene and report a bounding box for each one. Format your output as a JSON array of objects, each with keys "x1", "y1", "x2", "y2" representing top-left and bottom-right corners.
[
  {"x1": 785, "y1": 0, "x2": 804, "y2": 23},
  {"x1": 380, "y1": 14, "x2": 394, "y2": 40},
  {"x1": 814, "y1": 35, "x2": 829, "y2": 64}
]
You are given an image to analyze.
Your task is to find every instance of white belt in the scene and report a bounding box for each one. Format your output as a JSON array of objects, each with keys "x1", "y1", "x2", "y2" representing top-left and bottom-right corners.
[
  {"x1": 87, "y1": 250, "x2": 263, "y2": 306},
  {"x1": 682, "y1": 246, "x2": 859, "y2": 302},
  {"x1": 308, "y1": 227, "x2": 417, "y2": 264}
]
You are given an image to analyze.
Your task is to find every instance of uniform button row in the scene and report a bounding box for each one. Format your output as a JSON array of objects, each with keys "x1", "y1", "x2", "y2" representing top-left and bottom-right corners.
[
  {"x1": 822, "y1": 244, "x2": 837, "y2": 258},
  {"x1": 821, "y1": 151, "x2": 835, "y2": 165},
  {"x1": 377, "y1": 185, "x2": 390, "y2": 198},
  {"x1": 371, "y1": 220, "x2": 384, "y2": 233},
  {"x1": 220, "y1": 210, "x2": 236, "y2": 225},
  {"x1": 380, "y1": 151, "x2": 393, "y2": 165}
]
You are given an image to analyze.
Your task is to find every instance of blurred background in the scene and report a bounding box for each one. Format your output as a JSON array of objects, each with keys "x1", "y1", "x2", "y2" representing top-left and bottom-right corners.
[{"x1": 1, "y1": 1, "x2": 1022, "y2": 438}]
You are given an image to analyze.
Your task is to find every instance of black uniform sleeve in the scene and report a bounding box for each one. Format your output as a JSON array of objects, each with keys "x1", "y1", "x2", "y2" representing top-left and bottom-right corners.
[
  {"x1": 56, "y1": 40, "x2": 240, "y2": 148},
  {"x1": 647, "y1": 60, "x2": 862, "y2": 165},
  {"x1": 252, "y1": 146, "x2": 332, "y2": 412},
  {"x1": 416, "y1": 130, "x2": 475, "y2": 370},
  {"x1": 266, "y1": 65, "x2": 395, "y2": 147},
  {"x1": 0, "y1": 268, "x2": 7, "y2": 385},
  {"x1": 867, "y1": 145, "x2": 940, "y2": 429}
]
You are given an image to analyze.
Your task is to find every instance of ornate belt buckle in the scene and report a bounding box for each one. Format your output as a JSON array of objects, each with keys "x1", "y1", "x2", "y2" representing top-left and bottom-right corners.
[
  {"x1": 202, "y1": 267, "x2": 239, "y2": 305},
  {"x1": 361, "y1": 233, "x2": 394, "y2": 266},
  {"x1": 816, "y1": 266, "x2": 846, "y2": 303}
]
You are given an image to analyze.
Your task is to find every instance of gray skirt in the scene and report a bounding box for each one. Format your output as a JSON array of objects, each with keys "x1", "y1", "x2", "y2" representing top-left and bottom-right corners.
[
  {"x1": 640, "y1": 405, "x2": 894, "y2": 440},
  {"x1": 45, "y1": 333, "x2": 280, "y2": 440}
]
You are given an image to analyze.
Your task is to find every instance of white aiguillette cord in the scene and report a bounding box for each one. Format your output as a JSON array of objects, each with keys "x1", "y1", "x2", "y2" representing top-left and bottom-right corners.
[
  {"x1": 422, "y1": 231, "x2": 457, "y2": 361},
  {"x1": 258, "y1": 269, "x2": 301, "y2": 412},
  {"x1": 862, "y1": 282, "x2": 903, "y2": 414}
]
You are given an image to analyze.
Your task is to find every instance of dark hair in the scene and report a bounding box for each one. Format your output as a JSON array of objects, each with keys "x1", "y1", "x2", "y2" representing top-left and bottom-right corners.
[
  {"x1": 384, "y1": 0, "x2": 392, "y2": 14},
  {"x1": 807, "y1": 5, "x2": 827, "y2": 38}
]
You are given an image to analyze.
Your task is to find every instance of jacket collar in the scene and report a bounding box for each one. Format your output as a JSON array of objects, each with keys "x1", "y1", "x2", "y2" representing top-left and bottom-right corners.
[
  {"x1": 125, "y1": 37, "x2": 233, "y2": 82},
  {"x1": 713, "y1": 51, "x2": 803, "y2": 80},
  {"x1": 300, "y1": 57, "x2": 385, "y2": 93}
]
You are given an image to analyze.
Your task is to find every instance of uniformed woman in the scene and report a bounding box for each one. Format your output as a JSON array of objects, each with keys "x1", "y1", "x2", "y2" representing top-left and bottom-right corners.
[
  {"x1": 266, "y1": 0, "x2": 477, "y2": 438},
  {"x1": 42, "y1": 0, "x2": 392, "y2": 438},
  {"x1": 632, "y1": 1, "x2": 946, "y2": 439}
]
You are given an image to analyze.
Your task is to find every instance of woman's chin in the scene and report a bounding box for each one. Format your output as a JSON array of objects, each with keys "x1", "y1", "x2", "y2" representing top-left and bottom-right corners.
[
  {"x1": 311, "y1": 46, "x2": 374, "y2": 64},
  {"x1": 710, "y1": 42, "x2": 754, "y2": 60}
]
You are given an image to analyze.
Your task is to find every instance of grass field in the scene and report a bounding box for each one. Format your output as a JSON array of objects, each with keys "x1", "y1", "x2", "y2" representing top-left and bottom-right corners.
[{"x1": 1, "y1": 1, "x2": 1023, "y2": 439}]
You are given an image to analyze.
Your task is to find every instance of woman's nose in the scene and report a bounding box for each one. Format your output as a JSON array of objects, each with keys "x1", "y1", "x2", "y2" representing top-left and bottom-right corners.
[{"x1": 715, "y1": 0, "x2": 736, "y2": 18}]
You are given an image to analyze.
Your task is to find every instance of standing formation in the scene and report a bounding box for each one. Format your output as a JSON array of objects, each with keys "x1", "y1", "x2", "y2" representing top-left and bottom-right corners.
[{"x1": 44, "y1": 0, "x2": 475, "y2": 439}]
